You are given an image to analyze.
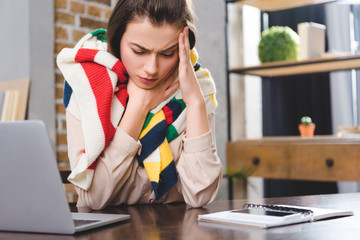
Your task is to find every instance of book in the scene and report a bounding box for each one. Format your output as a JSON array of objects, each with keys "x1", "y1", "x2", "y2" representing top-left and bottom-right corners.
[
  {"x1": 0, "y1": 78, "x2": 30, "y2": 121},
  {"x1": 1, "y1": 90, "x2": 20, "y2": 121},
  {"x1": 198, "y1": 203, "x2": 353, "y2": 229},
  {"x1": 337, "y1": 125, "x2": 360, "y2": 138},
  {"x1": 298, "y1": 22, "x2": 326, "y2": 60}
]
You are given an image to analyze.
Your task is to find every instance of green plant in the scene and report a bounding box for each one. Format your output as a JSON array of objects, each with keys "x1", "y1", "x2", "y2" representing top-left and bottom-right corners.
[
  {"x1": 300, "y1": 116, "x2": 313, "y2": 126},
  {"x1": 223, "y1": 167, "x2": 254, "y2": 185},
  {"x1": 258, "y1": 26, "x2": 300, "y2": 63}
]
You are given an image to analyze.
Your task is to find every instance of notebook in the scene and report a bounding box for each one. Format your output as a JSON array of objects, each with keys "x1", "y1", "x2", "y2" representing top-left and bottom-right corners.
[
  {"x1": 198, "y1": 203, "x2": 353, "y2": 229},
  {"x1": 0, "y1": 120, "x2": 130, "y2": 234}
]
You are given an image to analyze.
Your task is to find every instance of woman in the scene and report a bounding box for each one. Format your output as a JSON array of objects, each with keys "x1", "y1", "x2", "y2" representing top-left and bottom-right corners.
[{"x1": 57, "y1": 0, "x2": 222, "y2": 210}]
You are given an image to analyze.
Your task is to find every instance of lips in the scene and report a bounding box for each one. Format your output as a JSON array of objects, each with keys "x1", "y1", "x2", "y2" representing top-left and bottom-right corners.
[{"x1": 138, "y1": 76, "x2": 157, "y2": 84}]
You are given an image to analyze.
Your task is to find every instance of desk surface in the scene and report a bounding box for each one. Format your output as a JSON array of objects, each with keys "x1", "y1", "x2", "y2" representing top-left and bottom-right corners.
[{"x1": 1, "y1": 193, "x2": 360, "y2": 240}]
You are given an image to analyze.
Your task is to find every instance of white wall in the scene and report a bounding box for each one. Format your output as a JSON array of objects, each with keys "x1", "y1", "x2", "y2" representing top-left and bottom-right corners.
[
  {"x1": 192, "y1": 0, "x2": 228, "y2": 199},
  {"x1": 0, "y1": 0, "x2": 55, "y2": 147},
  {"x1": 193, "y1": 1, "x2": 264, "y2": 200}
]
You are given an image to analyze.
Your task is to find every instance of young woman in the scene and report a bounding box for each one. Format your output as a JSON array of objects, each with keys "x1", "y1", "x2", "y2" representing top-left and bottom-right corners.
[{"x1": 57, "y1": 0, "x2": 222, "y2": 210}]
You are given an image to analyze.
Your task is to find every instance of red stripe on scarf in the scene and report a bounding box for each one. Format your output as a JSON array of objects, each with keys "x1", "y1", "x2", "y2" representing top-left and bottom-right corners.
[
  {"x1": 112, "y1": 61, "x2": 127, "y2": 83},
  {"x1": 163, "y1": 105, "x2": 173, "y2": 125},
  {"x1": 88, "y1": 159, "x2": 97, "y2": 170},
  {"x1": 82, "y1": 149, "x2": 97, "y2": 170},
  {"x1": 116, "y1": 85, "x2": 128, "y2": 107},
  {"x1": 79, "y1": 59, "x2": 115, "y2": 146},
  {"x1": 75, "y1": 48, "x2": 98, "y2": 62}
]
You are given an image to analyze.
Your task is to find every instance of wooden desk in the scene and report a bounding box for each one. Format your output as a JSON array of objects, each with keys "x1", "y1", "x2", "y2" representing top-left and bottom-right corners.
[
  {"x1": 227, "y1": 136, "x2": 360, "y2": 182},
  {"x1": 1, "y1": 193, "x2": 359, "y2": 239}
]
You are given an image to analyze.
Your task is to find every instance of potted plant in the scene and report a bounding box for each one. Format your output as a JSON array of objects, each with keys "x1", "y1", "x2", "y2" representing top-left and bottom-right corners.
[
  {"x1": 298, "y1": 116, "x2": 316, "y2": 137},
  {"x1": 224, "y1": 167, "x2": 254, "y2": 199},
  {"x1": 258, "y1": 26, "x2": 300, "y2": 63}
]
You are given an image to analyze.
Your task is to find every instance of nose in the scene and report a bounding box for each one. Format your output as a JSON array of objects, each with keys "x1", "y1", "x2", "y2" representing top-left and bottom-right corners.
[{"x1": 144, "y1": 54, "x2": 158, "y2": 76}]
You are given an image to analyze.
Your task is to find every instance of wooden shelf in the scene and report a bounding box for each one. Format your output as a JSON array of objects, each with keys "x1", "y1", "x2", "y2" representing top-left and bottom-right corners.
[
  {"x1": 230, "y1": 53, "x2": 360, "y2": 77},
  {"x1": 226, "y1": 135, "x2": 360, "y2": 182},
  {"x1": 232, "y1": 0, "x2": 336, "y2": 12}
]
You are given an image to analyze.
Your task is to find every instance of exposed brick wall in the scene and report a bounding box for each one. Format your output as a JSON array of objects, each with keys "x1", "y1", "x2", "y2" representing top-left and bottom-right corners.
[
  {"x1": 54, "y1": 0, "x2": 116, "y2": 168},
  {"x1": 54, "y1": 0, "x2": 117, "y2": 201}
]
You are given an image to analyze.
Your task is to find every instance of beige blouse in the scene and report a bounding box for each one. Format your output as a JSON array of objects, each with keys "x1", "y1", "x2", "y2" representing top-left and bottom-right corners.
[{"x1": 66, "y1": 111, "x2": 222, "y2": 210}]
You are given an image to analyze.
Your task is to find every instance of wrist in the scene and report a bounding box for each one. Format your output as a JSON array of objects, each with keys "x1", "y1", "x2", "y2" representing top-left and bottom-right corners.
[
  {"x1": 185, "y1": 98, "x2": 209, "y2": 138},
  {"x1": 185, "y1": 95, "x2": 206, "y2": 109},
  {"x1": 127, "y1": 97, "x2": 151, "y2": 113},
  {"x1": 118, "y1": 99, "x2": 149, "y2": 140}
]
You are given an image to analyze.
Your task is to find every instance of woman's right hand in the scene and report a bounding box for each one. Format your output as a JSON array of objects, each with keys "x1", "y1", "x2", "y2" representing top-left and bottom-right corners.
[
  {"x1": 126, "y1": 73, "x2": 179, "y2": 113},
  {"x1": 119, "y1": 71, "x2": 179, "y2": 140}
]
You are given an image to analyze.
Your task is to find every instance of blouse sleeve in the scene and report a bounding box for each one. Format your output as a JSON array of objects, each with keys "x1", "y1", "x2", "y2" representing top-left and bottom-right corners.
[
  {"x1": 176, "y1": 113, "x2": 223, "y2": 208},
  {"x1": 66, "y1": 111, "x2": 142, "y2": 210}
]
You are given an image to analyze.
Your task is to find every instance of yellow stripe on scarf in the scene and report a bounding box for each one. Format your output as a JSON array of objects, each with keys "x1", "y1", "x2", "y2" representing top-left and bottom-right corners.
[
  {"x1": 209, "y1": 94, "x2": 217, "y2": 108},
  {"x1": 139, "y1": 111, "x2": 165, "y2": 139},
  {"x1": 142, "y1": 135, "x2": 173, "y2": 182},
  {"x1": 159, "y1": 141, "x2": 173, "y2": 171},
  {"x1": 143, "y1": 161, "x2": 160, "y2": 183},
  {"x1": 190, "y1": 49, "x2": 198, "y2": 66}
]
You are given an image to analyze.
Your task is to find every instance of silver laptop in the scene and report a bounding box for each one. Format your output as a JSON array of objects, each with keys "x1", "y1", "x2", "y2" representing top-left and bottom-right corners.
[{"x1": 0, "y1": 120, "x2": 130, "y2": 234}]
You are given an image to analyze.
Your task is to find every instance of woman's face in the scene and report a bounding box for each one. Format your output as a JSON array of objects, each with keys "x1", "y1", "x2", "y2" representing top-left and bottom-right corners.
[{"x1": 120, "y1": 17, "x2": 180, "y2": 90}]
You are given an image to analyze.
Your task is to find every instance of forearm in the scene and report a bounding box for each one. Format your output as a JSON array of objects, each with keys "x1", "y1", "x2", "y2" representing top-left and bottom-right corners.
[
  {"x1": 185, "y1": 96, "x2": 209, "y2": 138},
  {"x1": 75, "y1": 131, "x2": 139, "y2": 210},
  {"x1": 177, "y1": 114, "x2": 222, "y2": 207},
  {"x1": 118, "y1": 100, "x2": 149, "y2": 140},
  {"x1": 66, "y1": 111, "x2": 141, "y2": 209}
]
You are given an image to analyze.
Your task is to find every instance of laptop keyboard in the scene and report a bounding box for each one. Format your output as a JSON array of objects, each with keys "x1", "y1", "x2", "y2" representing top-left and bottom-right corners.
[{"x1": 73, "y1": 219, "x2": 101, "y2": 227}]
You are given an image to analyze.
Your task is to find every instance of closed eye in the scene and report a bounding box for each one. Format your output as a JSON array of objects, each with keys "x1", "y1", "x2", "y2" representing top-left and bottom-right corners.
[
  {"x1": 160, "y1": 51, "x2": 176, "y2": 57},
  {"x1": 132, "y1": 49, "x2": 146, "y2": 55}
]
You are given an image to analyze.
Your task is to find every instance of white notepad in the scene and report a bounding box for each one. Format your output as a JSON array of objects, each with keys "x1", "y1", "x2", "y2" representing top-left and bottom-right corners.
[{"x1": 198, "y1": 203, "x2": 353, "y2": 229}]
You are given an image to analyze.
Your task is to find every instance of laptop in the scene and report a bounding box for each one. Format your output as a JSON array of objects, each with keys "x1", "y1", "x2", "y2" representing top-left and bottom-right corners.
[{"x1": 0, "y1": 120, "x2": 130, "y2": 234}]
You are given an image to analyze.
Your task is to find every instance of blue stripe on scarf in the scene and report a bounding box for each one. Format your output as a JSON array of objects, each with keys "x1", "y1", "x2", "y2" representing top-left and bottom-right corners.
[
  {"x1": 166, "y1": 99, "x2": 184, "y2": 123},
  {"x1": 194, "y1": 62, "x2": 201, "y2": 72},
  {"x1": 137, "y1": 120, "x2": 167, "y2": 165},
  {"x1": 152, "y1": 160, "x2": 178, "y2": 200},
  {"x1": 63, "y1": 80, "x2": 72, "y2": 108}
]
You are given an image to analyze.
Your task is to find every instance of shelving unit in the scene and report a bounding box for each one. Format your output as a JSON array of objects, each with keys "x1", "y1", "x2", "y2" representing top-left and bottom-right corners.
[{"x1": 225, "y1": 0, "x2": 360, "y2": 199}]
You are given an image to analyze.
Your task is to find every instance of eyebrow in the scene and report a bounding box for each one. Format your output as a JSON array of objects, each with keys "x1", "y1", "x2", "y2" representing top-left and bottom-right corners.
[{"x1": 131, "y1": 43, "x2": 178, "y2": 52}]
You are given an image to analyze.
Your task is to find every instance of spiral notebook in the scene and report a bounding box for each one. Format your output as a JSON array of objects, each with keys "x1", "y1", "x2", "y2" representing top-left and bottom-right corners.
[{"x1": 198, "y1": 203, "x2": 353, "y2": 229}]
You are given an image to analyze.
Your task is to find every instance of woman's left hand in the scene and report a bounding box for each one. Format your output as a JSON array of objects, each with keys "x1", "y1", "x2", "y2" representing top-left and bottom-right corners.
[
  {"x1": 178, "y1": 27, "x2": 210, "y2": 137},
  {"x1": 178, "y1": 27, "x2": 204, "y2": 107}
]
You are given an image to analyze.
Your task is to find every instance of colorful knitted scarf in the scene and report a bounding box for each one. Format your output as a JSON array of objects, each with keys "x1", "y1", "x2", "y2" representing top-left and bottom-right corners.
[{"x1": 57, "y1": 29, "x2": 217, "y2": 200}]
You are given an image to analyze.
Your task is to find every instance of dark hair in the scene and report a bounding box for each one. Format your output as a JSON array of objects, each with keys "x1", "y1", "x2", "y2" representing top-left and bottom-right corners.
[{"x1": 107, "y1": 0, "x2": 196, "y2": 59}]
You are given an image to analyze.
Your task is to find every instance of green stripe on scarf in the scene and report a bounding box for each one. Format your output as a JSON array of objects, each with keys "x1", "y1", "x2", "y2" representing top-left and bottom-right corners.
[
  {"x1": 91, "y1": 29, "x2": 107, "y2": 42},
  {"x1": 143, "y1": 112, "x2": 154, "y2": 130},
  {"x1": 166, "y1": 125, "x2": 179, "y2": 142}
]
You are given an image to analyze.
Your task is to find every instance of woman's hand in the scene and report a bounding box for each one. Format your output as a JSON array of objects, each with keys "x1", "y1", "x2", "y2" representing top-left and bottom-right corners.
[
  {"x1": 119, "y1": 70, "x2": 179, "y2": 140},
  {"x1": 178, "y1": 27, "x2": 210, "y2": 138},
  {"x1": 127, "y1": 72, "x2": 179, "y2": 113},
  {"x1": 178, "y1": 27, "x2": 204, "y2": 107}
]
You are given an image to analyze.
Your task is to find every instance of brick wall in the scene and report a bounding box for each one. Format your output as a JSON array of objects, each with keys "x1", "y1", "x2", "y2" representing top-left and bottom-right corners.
[{"x1": 54, "y1": 0, "x2": 117, "y2": 201}]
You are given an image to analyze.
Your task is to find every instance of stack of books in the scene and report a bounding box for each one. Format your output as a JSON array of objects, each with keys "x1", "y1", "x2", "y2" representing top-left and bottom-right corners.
[
  {"x1": 0, "y1": 78, "x2": 30, "y2": 121},
  {"x1": 337, "y1": 126, "x2": 360, "y2": 138}
]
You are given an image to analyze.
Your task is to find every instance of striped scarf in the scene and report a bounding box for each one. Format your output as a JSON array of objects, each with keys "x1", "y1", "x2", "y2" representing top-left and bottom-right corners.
[{"x1": 57, "y1": 29, "x2": 217, "y2": 200}]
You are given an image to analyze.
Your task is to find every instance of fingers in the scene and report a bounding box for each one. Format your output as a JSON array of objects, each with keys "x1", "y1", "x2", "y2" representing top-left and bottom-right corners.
[
  {"x1": 179, "y1": 27, "x2": 190, "y2": 65},
  {"x1": 183, "y1": 27, "x2": 190, "y2": 53}
]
